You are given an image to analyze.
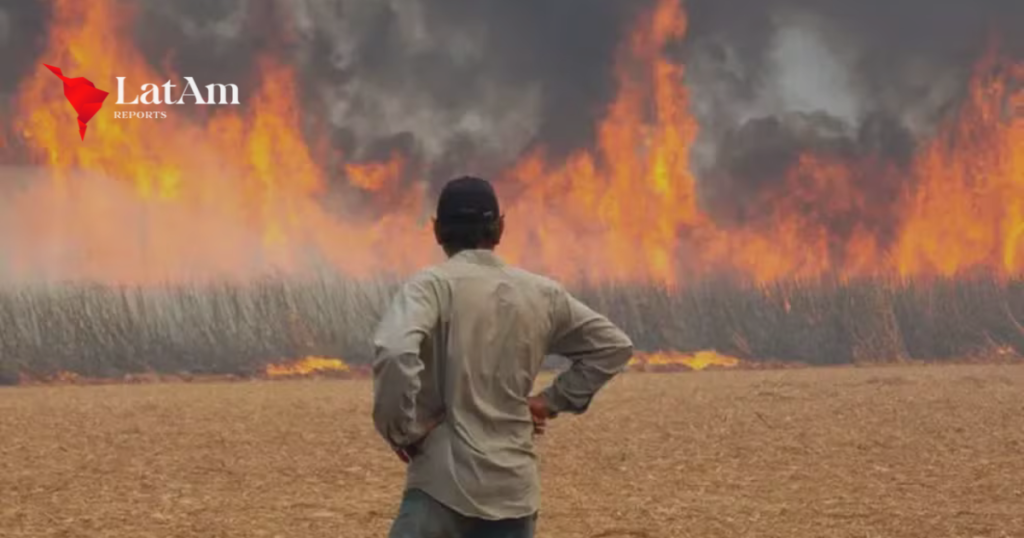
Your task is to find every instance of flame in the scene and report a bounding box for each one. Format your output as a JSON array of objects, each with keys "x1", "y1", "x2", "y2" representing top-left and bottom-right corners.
[
  {"x1": 1, "y1": 0, "x2": 1023, "y2": 286},
  {"x1": 345, "y1": 155, "x2": 406, "y2": 193},
  {"x1": 8, "y1": 0, "x2": 433, "y2": 283},
  {"x1": 51, "y1": 370, "x2": 81, "y2": 384},
  {"x1": 896, "y1": 48, "x2": 1024, "y2": 276},
  {"x1": 629, "y1": 350, "x2": 741, "y2": 371},
  {"x1": 499, "y1": 0, "x2": 699, "y2": 286},
  {"x1": 265, "y1": 356, "x2": 351, "y2": 378}
]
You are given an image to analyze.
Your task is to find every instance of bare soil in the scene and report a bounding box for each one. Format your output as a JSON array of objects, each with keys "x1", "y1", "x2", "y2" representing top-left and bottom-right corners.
[{"x1": 2, "y1": 365, "x2": 1023, "y2": 538}]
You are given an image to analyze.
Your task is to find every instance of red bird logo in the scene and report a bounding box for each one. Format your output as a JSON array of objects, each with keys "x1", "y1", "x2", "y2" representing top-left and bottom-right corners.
[{"x1": 43, "y1": 64, "x2": 109, "y2": 140}]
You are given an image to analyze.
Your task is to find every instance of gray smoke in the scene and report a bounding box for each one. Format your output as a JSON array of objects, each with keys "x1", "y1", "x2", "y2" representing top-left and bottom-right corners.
[
  {"x1": 127, "y1": 0, "x2": 656, "y2": 190},
  {"x1": 128, "y1": 0, "x2": 1024, "y2": 210},
  {"x1": 0, "y1": 1, "x2": 49, "y2": 96},
  {"x1": 3, "y1": 0, "x2": 1023, "y2": 218},
  {"x1": 682, "y1": 0, "x2": 1024, "y2": 236}
]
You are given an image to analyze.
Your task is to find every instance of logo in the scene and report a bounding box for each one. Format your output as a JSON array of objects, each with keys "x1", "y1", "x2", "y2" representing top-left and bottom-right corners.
[
  {"x1": 44, "y1": 63, "x2": 243, "y2": 141},
  {"x1": 44, "y1": 64, "x2": 109, "y2": 141},
  {"x1": 115, "y1": 77, "x2": 240, "y2": 105}
]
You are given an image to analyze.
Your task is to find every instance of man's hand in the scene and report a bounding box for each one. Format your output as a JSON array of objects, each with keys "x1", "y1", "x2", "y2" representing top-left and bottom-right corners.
[
  {"x1": 393, "y1": 412, "x2": 445, "y2": 463},
  {"x1": 394, "y1": 447, "x2": 413, "y2": 464},
  {"x1": 528, "y1": 394, "x2": 554, "y2": 436}
]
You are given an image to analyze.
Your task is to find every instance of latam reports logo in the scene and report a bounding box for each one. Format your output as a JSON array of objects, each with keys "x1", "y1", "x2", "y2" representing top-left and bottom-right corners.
[
  {"x1": 44, "y1": 64, "x2": 108, "y2": 140},
  {"x1": 43, "y1": 63, "x2": 242, "y2": 141}
]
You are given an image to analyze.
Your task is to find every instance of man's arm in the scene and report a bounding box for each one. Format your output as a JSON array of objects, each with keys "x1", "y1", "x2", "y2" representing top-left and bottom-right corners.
[
  {"x1": 372, "y1": 275, "x2": 441, "y2": 453},
  {"x1": 536, "y1": 286, "x2": 634, "y2": 417}
]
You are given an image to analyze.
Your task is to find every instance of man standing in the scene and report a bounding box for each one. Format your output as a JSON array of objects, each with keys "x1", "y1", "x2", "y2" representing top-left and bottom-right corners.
[{"x1": 372, "y1": 176, "x2": 634, "y2": 538}]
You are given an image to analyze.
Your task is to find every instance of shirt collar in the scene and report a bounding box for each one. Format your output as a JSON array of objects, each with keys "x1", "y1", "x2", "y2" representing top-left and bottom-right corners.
[{"x1": 450, "y1": 249, "x2": 505, "y2": 267}]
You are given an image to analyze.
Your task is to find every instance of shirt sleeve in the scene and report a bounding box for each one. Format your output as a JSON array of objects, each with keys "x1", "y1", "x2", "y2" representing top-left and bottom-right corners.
[
  {"x1": 540, "y1": 286, "x2": 634, "y2": 415},
  {"x1": 371, "y1": 274, "x2": 440, "y2": 449}
]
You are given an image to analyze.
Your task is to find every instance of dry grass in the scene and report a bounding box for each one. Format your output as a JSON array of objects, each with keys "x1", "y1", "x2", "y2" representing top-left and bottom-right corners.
[
  {"x1": 3, "y1": 276, "x2": 1023, "y2": 383},
  {"x1": 2, "y1": 365, "x2": 1023, "y2": 538}
]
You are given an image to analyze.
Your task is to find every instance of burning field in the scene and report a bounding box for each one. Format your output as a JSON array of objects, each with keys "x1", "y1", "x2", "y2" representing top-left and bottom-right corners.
[
  {"x1": 1, "y1": 0, "x2": 1021, "y2": 284},
  {"x1": 0, "y1": 0, "x2": 1023, "y2": 379}
]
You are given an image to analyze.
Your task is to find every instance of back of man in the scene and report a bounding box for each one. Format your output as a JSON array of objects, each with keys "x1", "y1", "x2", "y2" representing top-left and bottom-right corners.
[{"x1": 372, "y1": 176, "x2": 634, "y2": 538}]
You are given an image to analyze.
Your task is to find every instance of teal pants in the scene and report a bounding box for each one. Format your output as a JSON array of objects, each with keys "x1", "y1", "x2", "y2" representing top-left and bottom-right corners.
[{"x1": 387, "y1": 489, "x2": 537, "y2": 538}]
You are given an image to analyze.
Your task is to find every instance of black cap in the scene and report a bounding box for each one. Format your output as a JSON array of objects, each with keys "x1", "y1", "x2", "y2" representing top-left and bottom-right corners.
[{"x1": 436, "y1": 176, "x2": 500, "y2": 225}]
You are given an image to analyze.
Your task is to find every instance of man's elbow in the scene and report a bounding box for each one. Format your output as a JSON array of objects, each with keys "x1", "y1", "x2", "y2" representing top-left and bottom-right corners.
[
  {"x1": 371, "y1": 344, "x2": 410, "y2": 385},
  {"x1": 612, "y1": 331, "x2": 634, "y2": 364},
  {"x1": 371, "y1": 399, "x2": 404, "y2": 449},
  {"x1": 371, "y1": 407, "x2": 388, "y2": 442},
  {"x1": 585, "y1": 331, "x2": 633, "y2": 374},
  {"x1": 371, "y1": 339, "x2": 397, "y2": 368},
  {"x1": 617, "y1": 331, "x2": 634, "y2": 352}
]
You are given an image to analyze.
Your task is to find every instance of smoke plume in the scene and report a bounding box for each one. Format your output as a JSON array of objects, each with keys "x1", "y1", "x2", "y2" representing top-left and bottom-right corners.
[
  {"x1": 123, "y1": 0, "x2": 658, "y2": 188},
  {"x1": 683, "y1": 0, "x2": 1024, "y2": 226}
]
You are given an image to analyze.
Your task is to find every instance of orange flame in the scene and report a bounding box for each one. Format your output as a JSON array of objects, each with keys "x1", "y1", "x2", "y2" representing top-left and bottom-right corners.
[
  {"x1": 265, "y1": 357, "x2": 351, "y2": 378},
  {"x1": 50, "y1": 370, "x2": 81, "y2": 384},
  {"x1": 9, "y1": 0, "x2": 432, "y2": 283},
  {"x1": 629, "y1": 350, "x2": 741, "y2": 371},
  {"x1": 896, "y1": 48, "x2": 1024, "y2": 276},
  {"x1": 2, "y1": 0, "x2": 1023, "y2": 286}
]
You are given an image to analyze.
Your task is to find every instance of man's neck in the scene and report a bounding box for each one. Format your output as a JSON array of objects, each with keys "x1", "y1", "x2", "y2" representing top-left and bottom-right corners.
[{"x1": 445, "y1": 246, "x2": 494, "y2": 258}]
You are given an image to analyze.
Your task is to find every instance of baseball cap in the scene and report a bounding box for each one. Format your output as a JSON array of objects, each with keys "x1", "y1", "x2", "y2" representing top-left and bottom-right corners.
[{"x1": 435, "y1": 176, "x2": 500, "y2": 225}]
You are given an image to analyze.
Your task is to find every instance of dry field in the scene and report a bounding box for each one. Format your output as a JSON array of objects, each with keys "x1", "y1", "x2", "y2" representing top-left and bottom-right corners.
[{"x1": 2, "y1": 365, "x2": 1023, "y2": 538}]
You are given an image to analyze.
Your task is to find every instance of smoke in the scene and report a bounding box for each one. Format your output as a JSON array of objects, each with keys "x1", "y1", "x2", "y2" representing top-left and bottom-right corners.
[
  {"x1": 682, "y1": 0, "x2": 1024, "y2": 230},
  {"x1": 120, "y1": 0, "x2": 657, "y2": 188},
  {"x1": 685, "y1": 0, "x2": 1024, "y2": 135},
  {"x1": 3, "y1": 0, "x2": 1022, "y2": 213},
  {"x1": 0, "y1": 164, "x2": 303, "y2": 284},
  {"x1": 0, "y1": 1, "x2": 50, "y2": 96},
  {"x1": 125, "y1": 0, "x2": 1021, "y2": 200}
]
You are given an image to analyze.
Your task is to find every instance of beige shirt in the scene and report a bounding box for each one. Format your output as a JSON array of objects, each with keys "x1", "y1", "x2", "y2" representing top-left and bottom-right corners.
[{"x1": 371, "y1": 249, "x2": 634, "y2": 520}]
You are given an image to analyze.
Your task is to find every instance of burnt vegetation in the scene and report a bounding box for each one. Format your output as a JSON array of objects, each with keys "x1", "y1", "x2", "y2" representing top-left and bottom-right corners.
[{"x1": 1, "y1": 276, "x2": 1022, "y2": 384}]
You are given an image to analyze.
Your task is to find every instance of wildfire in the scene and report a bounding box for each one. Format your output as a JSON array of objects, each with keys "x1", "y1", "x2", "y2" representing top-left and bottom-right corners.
[
  {"x1": 264, "y1": 357, "x2": 351, "y2": 378},
  {"x1": 629, "y1": 351, "x2": 741, "y2": 372},
  {"x1": 2, "y1": 0, "x2": 1022, "y2": 285}
]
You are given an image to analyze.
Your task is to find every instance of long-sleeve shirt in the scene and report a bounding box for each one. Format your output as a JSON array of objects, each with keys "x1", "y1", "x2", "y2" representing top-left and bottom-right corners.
[{"x1": 371, "y1": 249, "x2": 634, "y2": 520}]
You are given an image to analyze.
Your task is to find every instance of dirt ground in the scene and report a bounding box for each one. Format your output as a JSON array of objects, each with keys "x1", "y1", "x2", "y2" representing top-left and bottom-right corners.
[{"x1": 2, "y1": 365, "x2": 1023, "y2": 538}]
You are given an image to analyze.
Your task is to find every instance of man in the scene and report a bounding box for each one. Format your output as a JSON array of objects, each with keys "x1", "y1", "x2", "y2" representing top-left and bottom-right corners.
[{"x1": 372, "y1": 176, "x2": 634, "y2": 538}]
